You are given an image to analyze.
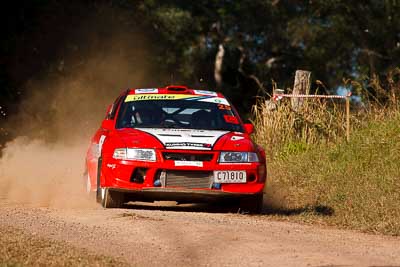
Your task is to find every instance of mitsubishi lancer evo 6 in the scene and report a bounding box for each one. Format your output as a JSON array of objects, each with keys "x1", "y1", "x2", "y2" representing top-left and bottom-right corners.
[{"x1": 84, "y1": 85, "x2": 267, "y2": 213}]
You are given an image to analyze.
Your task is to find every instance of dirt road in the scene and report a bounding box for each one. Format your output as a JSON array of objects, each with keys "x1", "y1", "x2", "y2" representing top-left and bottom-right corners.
[{"x1": 1, "y1": 199, "x2": 399, "y2": 267}]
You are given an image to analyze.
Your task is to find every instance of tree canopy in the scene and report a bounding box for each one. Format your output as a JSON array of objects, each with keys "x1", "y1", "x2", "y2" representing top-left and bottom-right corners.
[{"x1": 0, "y1": 0, "x2": 399, "y2": 122}]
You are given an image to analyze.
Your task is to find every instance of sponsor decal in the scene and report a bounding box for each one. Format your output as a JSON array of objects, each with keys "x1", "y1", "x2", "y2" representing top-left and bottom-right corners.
[
  {"x1": 125, "y1": 94, "x2": 180, "y2": 102},
  {"x1": 137, "y1": 128, "x2": 229, "y2": 150},
  {"x1": 106, "y1": 163, "x2": 116, "y2": 169},
  {"x1": 135, "y1": 88, "x2": 158, "y2": 94},
  {"x1": 125, "y1": 94, "x2": 230, "y2": 105},
  {"x1": 193, "y1": 90, "x2": 218, "y2": 96},
  {"x1": 197, "y1": 97, "x2": 230, "y2": 105},
  {"x1": 174, "y1": 161, "x2": 203, "y2": 167},
  {"x1": 165, "y1": 142, "x2": 211, "y2": 148}
]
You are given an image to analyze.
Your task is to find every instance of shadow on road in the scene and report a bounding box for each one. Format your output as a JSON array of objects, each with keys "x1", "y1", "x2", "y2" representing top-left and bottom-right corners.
[
  {"x1": 263, "y1": 204, "x2": 335, "y2": 216},
  {"x1": 123, "y1": 201, "x2": 240, "y2": 214},
  {"x1": 122, "y1": 201, "x2": 334, "y2": 217}
]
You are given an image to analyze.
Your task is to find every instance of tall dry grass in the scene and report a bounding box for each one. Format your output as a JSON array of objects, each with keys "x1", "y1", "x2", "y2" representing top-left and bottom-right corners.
[
  {"x1": 252, "y1": 69, "x2": 400, "y2": 160},
  {"x1": 252, "y1": 98, "x2": 348, "y2": 159}
]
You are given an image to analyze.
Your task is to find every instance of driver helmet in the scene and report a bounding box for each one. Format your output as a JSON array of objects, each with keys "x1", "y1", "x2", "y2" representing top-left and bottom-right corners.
[{"x1": 133, "y1": 105, "x2": 163, "y2": 125}]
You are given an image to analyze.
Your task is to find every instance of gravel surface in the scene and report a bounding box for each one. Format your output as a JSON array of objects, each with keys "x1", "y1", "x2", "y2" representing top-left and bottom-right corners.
[
  {"x1": 0, "y1": 225, "x2": 127, "y2": 266},
  {"x1": 0, "y1": 200, "x2": 399, "y2": 267}
]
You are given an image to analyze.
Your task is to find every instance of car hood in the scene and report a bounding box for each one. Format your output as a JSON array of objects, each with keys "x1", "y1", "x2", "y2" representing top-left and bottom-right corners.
[
  {"x1": 114, "y1": 128, "x2": 255, "y2": 151},
  {"x1": 136, "y1": 128, "x2": 229, "y2": 150}
]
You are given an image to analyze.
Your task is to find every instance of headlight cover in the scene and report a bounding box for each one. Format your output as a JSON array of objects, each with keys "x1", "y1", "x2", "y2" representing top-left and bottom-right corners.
[
  {"x1": 219, "y1": 151, "x2": 259, "y2": 163},
  {"x1": 113, "y1": 148, "x2": 156, "y2": 161}
]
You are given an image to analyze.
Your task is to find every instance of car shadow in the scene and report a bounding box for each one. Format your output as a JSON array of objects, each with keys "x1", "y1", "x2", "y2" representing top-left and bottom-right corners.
[
  {"x1": 263, "y1": 204, "x2": 335, "y2": 216},
  {"x1": 122, "y1": 201, "x2": 334, "y2": 216},
  {"x1": 123, "y1": 201, "x2": 241, "y2": 214}
]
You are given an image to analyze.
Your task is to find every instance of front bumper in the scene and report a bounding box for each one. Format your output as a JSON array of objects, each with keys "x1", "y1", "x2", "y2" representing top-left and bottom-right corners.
[{"x1": 100, "y1": 149, "x2": 266, "y2": 195}]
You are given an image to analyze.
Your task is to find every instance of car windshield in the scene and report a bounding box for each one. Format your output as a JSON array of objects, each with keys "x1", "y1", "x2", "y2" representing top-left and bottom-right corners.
[{"x1": 116, "y1": 95, "x2": 243, "y2": 132}]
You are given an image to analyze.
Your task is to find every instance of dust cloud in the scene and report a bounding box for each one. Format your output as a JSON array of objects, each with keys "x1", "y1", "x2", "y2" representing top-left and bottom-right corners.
[
  {"x1": 0, "y1": 137, "x2": 91, "y2": 207},
  {"x1": 0, "y1": 7, "x2": 157, "y2": 208}
]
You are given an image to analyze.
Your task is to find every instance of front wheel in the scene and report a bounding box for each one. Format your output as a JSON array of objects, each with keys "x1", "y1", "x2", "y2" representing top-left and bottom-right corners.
[
  {"x1": 95, "y1": 157, "x2": 124, "y2": 208},
  {"x1": 101, "y1": 188, "x2": 124, "y2": 208},
  {"x1": 239, "y1": 193, "x2": 264, "y2": 214}
]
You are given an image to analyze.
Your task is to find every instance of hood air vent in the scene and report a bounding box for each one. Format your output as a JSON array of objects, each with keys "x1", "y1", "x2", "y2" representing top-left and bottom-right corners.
[{"x1": 165, "y1": 85, "x2": 189, "y2": 92}]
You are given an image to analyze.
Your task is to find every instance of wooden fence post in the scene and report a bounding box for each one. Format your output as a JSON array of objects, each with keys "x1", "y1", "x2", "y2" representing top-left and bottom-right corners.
[
  {"x1": 292, "y1": 70, "x2": 311, "y2": 110},
  {"x1": 346, "y1": 95, "x2": 350, "y2": 142}
]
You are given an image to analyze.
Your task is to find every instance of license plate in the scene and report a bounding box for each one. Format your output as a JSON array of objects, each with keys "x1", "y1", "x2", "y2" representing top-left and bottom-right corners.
[{"x1": 213, "y1": 171, "x2": 246, "y2": 183}]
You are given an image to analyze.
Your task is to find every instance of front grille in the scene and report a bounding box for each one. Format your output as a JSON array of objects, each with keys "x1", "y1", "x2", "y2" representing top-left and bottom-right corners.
[
  {"x1": 163, "y1": 170, "x2": 213, "y2": 189},
  {"x1": 162, "y1": 152, "x2": 214, "y2": 162}
]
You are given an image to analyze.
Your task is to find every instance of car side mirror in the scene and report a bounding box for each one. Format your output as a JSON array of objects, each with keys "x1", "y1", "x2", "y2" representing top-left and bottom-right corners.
[
  {"x1": 243, "y1": 123, "x2": 254, "y2": 134},
  {"x1": 101, "y1": 119, "x2": 114, "y2": 130}
]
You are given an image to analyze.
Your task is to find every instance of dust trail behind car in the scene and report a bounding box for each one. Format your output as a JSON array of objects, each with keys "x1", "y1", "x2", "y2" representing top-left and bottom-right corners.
[
  {"x1": 0, "y1": 7, "x2": 157, "y2": 207},
  {"x1": 0, "y1": 137, "x2": 93, "y2": 207}
]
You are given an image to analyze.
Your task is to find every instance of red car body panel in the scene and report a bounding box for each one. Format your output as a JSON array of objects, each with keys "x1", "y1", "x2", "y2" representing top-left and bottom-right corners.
[{"x1": 85, "y1": 86, "x2": 267, "y2": 204}]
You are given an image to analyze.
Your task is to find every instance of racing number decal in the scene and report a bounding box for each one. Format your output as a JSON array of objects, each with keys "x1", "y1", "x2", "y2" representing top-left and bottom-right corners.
[{"x1": 217, "y1": 104, "x2": 231, "y2": 110}]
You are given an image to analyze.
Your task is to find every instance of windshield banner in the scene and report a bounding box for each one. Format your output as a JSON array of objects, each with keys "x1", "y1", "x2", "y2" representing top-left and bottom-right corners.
[{"x1": 125, "y1": 94, "x2": 230, "y2": 105}]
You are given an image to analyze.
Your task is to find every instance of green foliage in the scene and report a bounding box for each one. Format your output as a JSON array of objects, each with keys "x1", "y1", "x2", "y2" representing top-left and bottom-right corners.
[
  {"x1": 154, "y1": 7, "x2": 192, "y2": 40},
  {"x1": 278, "y1": 141, "x2": 309, "y2": 160},
  {"x1": 134, "y1": 0, "x2": 400, "y2": 94},
  {"x1": 2, "y1": 1, "x2": 400, "y2": 103},
  {"x1": 267, "y1": 113, "x2": 400, "y2": 235}
]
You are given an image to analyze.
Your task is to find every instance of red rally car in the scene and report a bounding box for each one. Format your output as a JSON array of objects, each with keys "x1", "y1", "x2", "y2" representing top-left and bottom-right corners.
[{"x1": 85, "y1": 85, "x2": 267, "y2": 213}]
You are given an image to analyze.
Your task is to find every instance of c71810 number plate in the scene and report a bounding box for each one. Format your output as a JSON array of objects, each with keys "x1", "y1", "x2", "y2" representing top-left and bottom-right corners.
[{"x1": 213, "y1": 171, "x2": 246, "y2": 183}]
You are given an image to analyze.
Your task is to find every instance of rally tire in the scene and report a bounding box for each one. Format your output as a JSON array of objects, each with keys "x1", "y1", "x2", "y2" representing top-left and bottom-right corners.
[
  {"x1": 239, "y1": 193, "x2": 264, "y2": 214},
  {"x1": 101, "y1": 188, "x2": 124, "y2": 208}
]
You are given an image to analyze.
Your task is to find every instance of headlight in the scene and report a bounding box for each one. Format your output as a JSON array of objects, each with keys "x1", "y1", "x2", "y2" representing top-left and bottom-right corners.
[
  {"x1": 113, "y1": 148, "x2": 156, "y2": 161},
  {"x1": 219, "y1": 151, "x2": 259, "y2": 163}
]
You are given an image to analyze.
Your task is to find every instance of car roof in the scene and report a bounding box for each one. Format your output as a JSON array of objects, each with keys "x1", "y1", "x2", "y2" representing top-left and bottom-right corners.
[{"x1": 126, "y1": 85, "x2": 225, "y2": 98}]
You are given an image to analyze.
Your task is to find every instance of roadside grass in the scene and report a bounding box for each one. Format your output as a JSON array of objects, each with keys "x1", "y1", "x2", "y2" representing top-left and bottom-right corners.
[
  {"x1": 252, "y1": 97, "x2": 349, "y2": 159},
  {"x1": 262, "y1": 113, "x2": 400, "y2": 235}
]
